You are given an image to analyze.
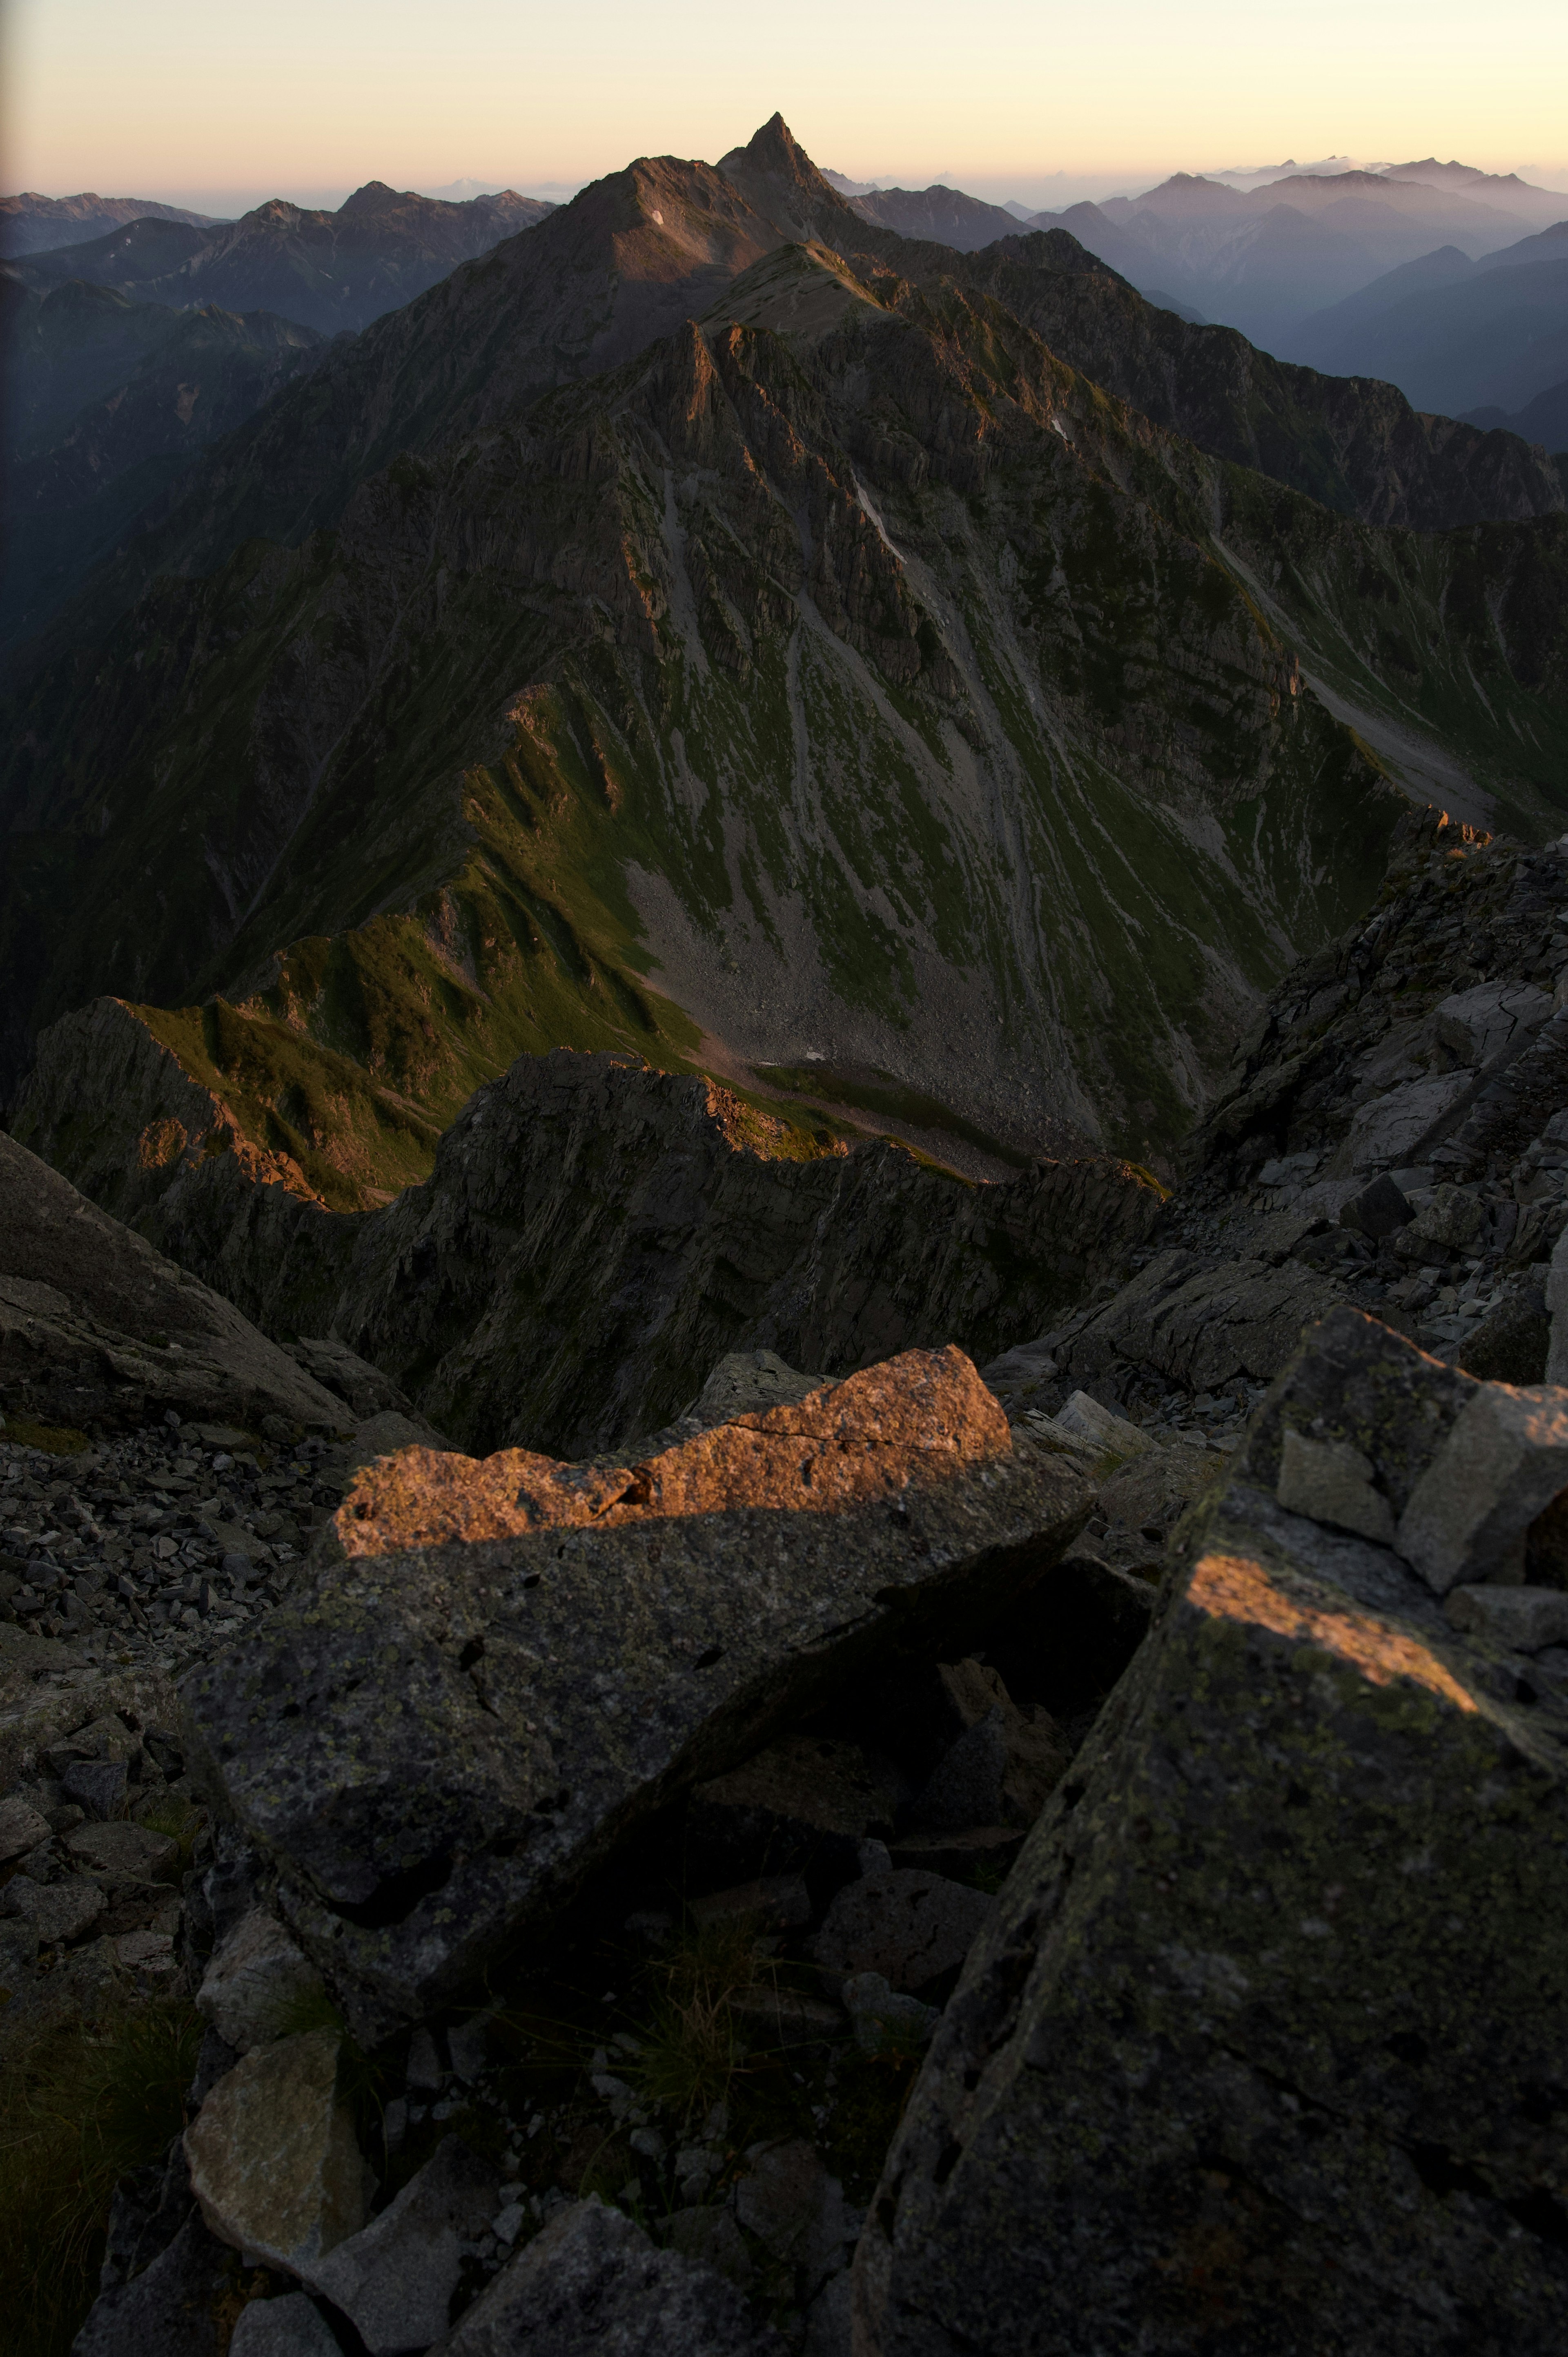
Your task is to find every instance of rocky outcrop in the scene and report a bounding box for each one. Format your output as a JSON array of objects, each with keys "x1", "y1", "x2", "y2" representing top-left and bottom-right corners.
[
  {"x1": 33, "y1": 1046, "x2": 1162, "y2": 1459},
  {"x1": 855, "y1": 1308, "x2": 1568, "y2": 2355},
  {"x1": 178, "y1": 1347, "x2": 1090, "y2": 2039},
  {"x1": 0, "y1": 1132, "x2": 350, "y2": 1436},
  {"x1": 980, "y1": 814, "x2": 1568, "y2": 1429}
]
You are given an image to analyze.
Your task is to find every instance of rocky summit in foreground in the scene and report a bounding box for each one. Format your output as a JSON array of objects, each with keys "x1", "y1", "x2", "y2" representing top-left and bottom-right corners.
[
  {"x1": 857, "y1": 1310, "x2": 1568, "y2": 2355},
  {"x1": 14, "y1": 1202, "x2": 1567, "y2": 2355}
]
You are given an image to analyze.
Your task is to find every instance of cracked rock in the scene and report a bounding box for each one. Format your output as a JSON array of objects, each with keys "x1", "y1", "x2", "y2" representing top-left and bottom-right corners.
[
  {"x1": 185, "y1": 2030, "x2": 370, "y2": 2274},
  {"x1": 181, "y1": 1352, "x2": 1087, "y2": 2040},
  {"x1": 430, "y1": 2195, "x2": 782, "y2": 2355}
]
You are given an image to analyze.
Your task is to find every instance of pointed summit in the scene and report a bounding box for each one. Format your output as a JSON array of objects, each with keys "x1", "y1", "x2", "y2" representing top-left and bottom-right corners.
[{"x1": 717, "y1": 113, "x2": 860, "y2": 242}]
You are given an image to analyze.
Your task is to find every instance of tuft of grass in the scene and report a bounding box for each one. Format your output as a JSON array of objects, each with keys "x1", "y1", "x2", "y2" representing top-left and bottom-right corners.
[
  {"x1": 1, "y1": 1421, "x2": 91, "y2": 1456},
  {"x1": 627, "y1": 1913, "x2": 763, "y2": 2129},
  {"x1": 134, "y1": 1797, "x2": 206, "y2": 1876},
  {"x1": 0, "y1": 1997, "x2": 203, "y2": 2357}
]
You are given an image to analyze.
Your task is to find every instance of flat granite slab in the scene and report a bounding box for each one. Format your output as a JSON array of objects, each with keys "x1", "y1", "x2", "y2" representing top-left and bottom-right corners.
[{"x1": 179, "y1": 1350, "x2": 1091, "y2": 2040}]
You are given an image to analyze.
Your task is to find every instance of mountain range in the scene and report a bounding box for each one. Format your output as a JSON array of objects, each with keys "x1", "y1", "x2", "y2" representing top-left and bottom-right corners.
[
  {"x1": 0, "y1": 190, "x2": 223, "y2": 255},
  {"x1": 733, "y1": 161, "x2": 1568, "y2": 419},
  {"x1": 4, "y1": 180, "x2": 555, "y2": 333},
  {"x1": 2, "y1": 116, "x2": 1566, "y2": 1209},
  {"x1": 0, "y1": 180, "x2": 565, "y2": 645},
  {"x1": 1031, "y1": 166, "x2": 1568, "y2": 351},
  {"x1": 1283, "y1": 227, "x2": 1568, "y2": 426}
]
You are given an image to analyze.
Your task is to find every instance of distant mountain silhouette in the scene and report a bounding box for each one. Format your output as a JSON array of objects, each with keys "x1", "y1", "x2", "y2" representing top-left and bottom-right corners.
[
  {"x1": 0, "y1": 191, "x2": 223, "y2": 257},
  {"x1": 8, "y1": 181, "x2": 555, "y2": 332}
]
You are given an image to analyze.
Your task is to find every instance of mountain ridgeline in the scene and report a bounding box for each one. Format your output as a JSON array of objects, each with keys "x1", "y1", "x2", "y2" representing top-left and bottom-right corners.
[{"x1": 4, "y1": 116, "x2": 1568, "y2": 1210}]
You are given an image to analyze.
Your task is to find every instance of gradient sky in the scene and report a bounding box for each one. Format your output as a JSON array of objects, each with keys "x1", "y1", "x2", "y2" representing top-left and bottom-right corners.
[{"x1": 8, "y1": 0, "x2": 1568, "y2": 214}]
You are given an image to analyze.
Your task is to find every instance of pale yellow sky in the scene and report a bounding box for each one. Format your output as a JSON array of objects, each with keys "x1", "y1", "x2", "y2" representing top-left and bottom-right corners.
[{"x1": 7, "y1": 0, "x2": 1567, "y2": 209}]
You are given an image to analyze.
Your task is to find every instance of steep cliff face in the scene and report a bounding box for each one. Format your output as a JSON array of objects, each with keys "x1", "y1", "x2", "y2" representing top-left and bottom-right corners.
[
  {"x1": 16, "y1": 1043, "x2": 1161, "y2": 1458},
  {"x1": 956, "y1": 233, "x2": 1567, "y2": 530},
  {"x1": 0, "y1": 255, "x2": 1409, "y2": 1163}
]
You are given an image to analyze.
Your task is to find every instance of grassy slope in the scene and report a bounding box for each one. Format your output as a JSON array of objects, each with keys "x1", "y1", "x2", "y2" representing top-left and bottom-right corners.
[{"x1": 5, "y1": 270, "x2": 1563, "y2": 1200}]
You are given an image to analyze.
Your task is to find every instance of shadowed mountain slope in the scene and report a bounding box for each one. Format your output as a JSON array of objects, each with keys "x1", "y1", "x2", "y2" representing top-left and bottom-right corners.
[
  {"x1": 0, "y1": 191, "x2": 223, "y2": 255},
  {"x1": 2, "y1": 294, "x2": 330, "y2": 647},
  {"x1": 10, "y1": 117, "x2": 1559, "y2": 686},
  {"x1": 0, "y1": 246, "x2": 1421, "y2": 1170},
  {"x1": 6, "y1": 121, "x2": 1568, "y2": 1207},
  {"x1": 7, "y1": 181, "x2": 554, "y2": 333}
]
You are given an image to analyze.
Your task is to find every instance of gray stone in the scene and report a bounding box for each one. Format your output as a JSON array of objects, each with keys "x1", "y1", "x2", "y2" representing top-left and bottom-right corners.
[
  {"x1": 0, "y1": 1131, "x2": 350, "y2": 1436},
  {"x1": 404, "y1": 2028, "x2": 444, "y2": 2091},
  {"x1": 61, "y1": 1756, "x2": 127, "y2": 1820},
  {"x1": 1236, "y1": 1306, "x2": 1476, "y2": 1516},
  {"x1": 810, "y1": 1869, "x2": 994, "y2": 1998},
  {"x1": 229, "y1": 2293, "x2": 343, "y2": 2356},
  {"x1": 1433, "y1": 979, "x2": 1552, "y2": 1067},
  {"x1": 287, "y1": 1335, "x2": 424, "y2": 1426},
  {"x1": 429, "y1": 2195, "x2": 780, "y2": 2355},
  {"x1": 73, "y1": 2212, "x2": 240, "y2": 2357},
  {"x1": 910, "y1": 1709, "x2": 1009, "y2": 1831},
  {"x1": 734, "y1": 2138, "x2": 848, "y2": 2301},
  {"x1": 1064, "y1": 1249, "x2": 1345, "y2": 1398},
  {"x1": 1343, "y1": 1073, "x2": 1471, "y2": 1172},
  {"x1": 1046, "y1": 1391, "x2": 1154, "y2": 1462},
  {"x1": 307, "y1": 2136, "x2": 496, "y2": 2354},
  {"x1": 855, "y1": 1319, "x2": 1568, "y2": 2357},
  {"x1": 0, "y1": 1871, "x2": 104, "y2": 1944},
  {"x1": 1397, "y1": 1384, "x2": 1568, "y2": 1592},
  {"x1": 345, "y1": 1412, "x2": 444, "y2": 1476},
  {"x1": 1444, "y1": 1583, "x2": 1568, "y2": 1652},
  {"x1": 1546, "y1": 1224, "x2": 1568, "y2": 1384},
  {"x1": 909, "y1": 1662, "x2": 1070, "y2": 1831},
  {"x1": 666, "y1": 2204, "x2": 754, "y2": 2289},
  {"x1": 842, "y1": 1971, "x2": 938, "y2": 2055},
  {"x1": 1337, "y1": 1173, "x2": 1412, "y2": 1240},
  {"x1": 197, "y1": 1909, "x2": 327, "y2": 2053},
  {"x1": 804, "y1": 2268, "x2": 853, "y2": 2357},
  {"x1": 1408, "y1": 1183, "x2": 1487, "y2": 1251},
  {"x1": 688, "y1": 1351, "x2": 831, "y2": 1423},
  {"x1": 0, "y1": 1793, "x2": 51, "y2": 1861},
  {"x1": 1275, "y1": 1426, "x2": 1396, "y2": 1545},
  {"x1": 888, "y1": 1828, "x2": 1023, "y2": 1882},
  {"x1": 185, "y1": 2030, "x2": 370, "y2": 2273},
  {"x1": 1461, "y1": 1282, "x2": 1549, "y2": 1385},
  {"x1": 180, "y1": 1370, "x2": 1087, "y2": 2041},
  {"x1": 66, "y1": 1819, "x2": 178, "y2": 1878},
  {"x1": 445, "y1": 2010, "x2": 495, "y2": 2083},
  {"x1": 728, "y1": 1981, "x2": 844, "y2": 2050},
  {"x1": 690, "y1": 1874, "x2": 813, "y2": 1932}
]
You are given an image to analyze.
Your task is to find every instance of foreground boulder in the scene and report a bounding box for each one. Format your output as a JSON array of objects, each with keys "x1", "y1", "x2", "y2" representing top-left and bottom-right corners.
[
  {"x1": 0, "y1": 1133, "x2": 347, "y2": 1436},
  {"x1": 179, "y1": 1348, "x2": 1089, "y2": 2040},
  {"x1": 855, "y1": 1310, "x2": 1568, "y2": 2355},
  {"x1": 432, "y1": 2195, "x2": 781, "y2": 2354}
]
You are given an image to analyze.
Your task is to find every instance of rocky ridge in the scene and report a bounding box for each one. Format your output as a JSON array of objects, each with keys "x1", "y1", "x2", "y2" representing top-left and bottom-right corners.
[
  {"x1": 6, "y1": 118, "x2": 1568, "y2": 1197},
  {"x1": 17, "y1": 1042, "x2": 1165, "y2": 1458}
]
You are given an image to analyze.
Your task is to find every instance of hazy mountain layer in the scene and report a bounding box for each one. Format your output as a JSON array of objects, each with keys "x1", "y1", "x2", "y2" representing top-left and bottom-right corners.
[
  {"x1": 7, "y1": 181, "x2": 554, "y2": 334},
  {"x1": 849, "y1": 185, "x2": 1022, "y2": 252},
  {"x1": 1466, "y1": 377, "x2": 1568, "y2": 457},
  {"x1": 1036, "y1": 168, "x2": 1557, "y2": 348},
  {"x1": 0, "y1": 190, "x2": 222, "y2": 256},
  {"x1": 1290, "y1": 253, "x2": 1568, "y2": 419},
  {"x1": 2, "y1": 293, "x2": 329, "y2": 647}
]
